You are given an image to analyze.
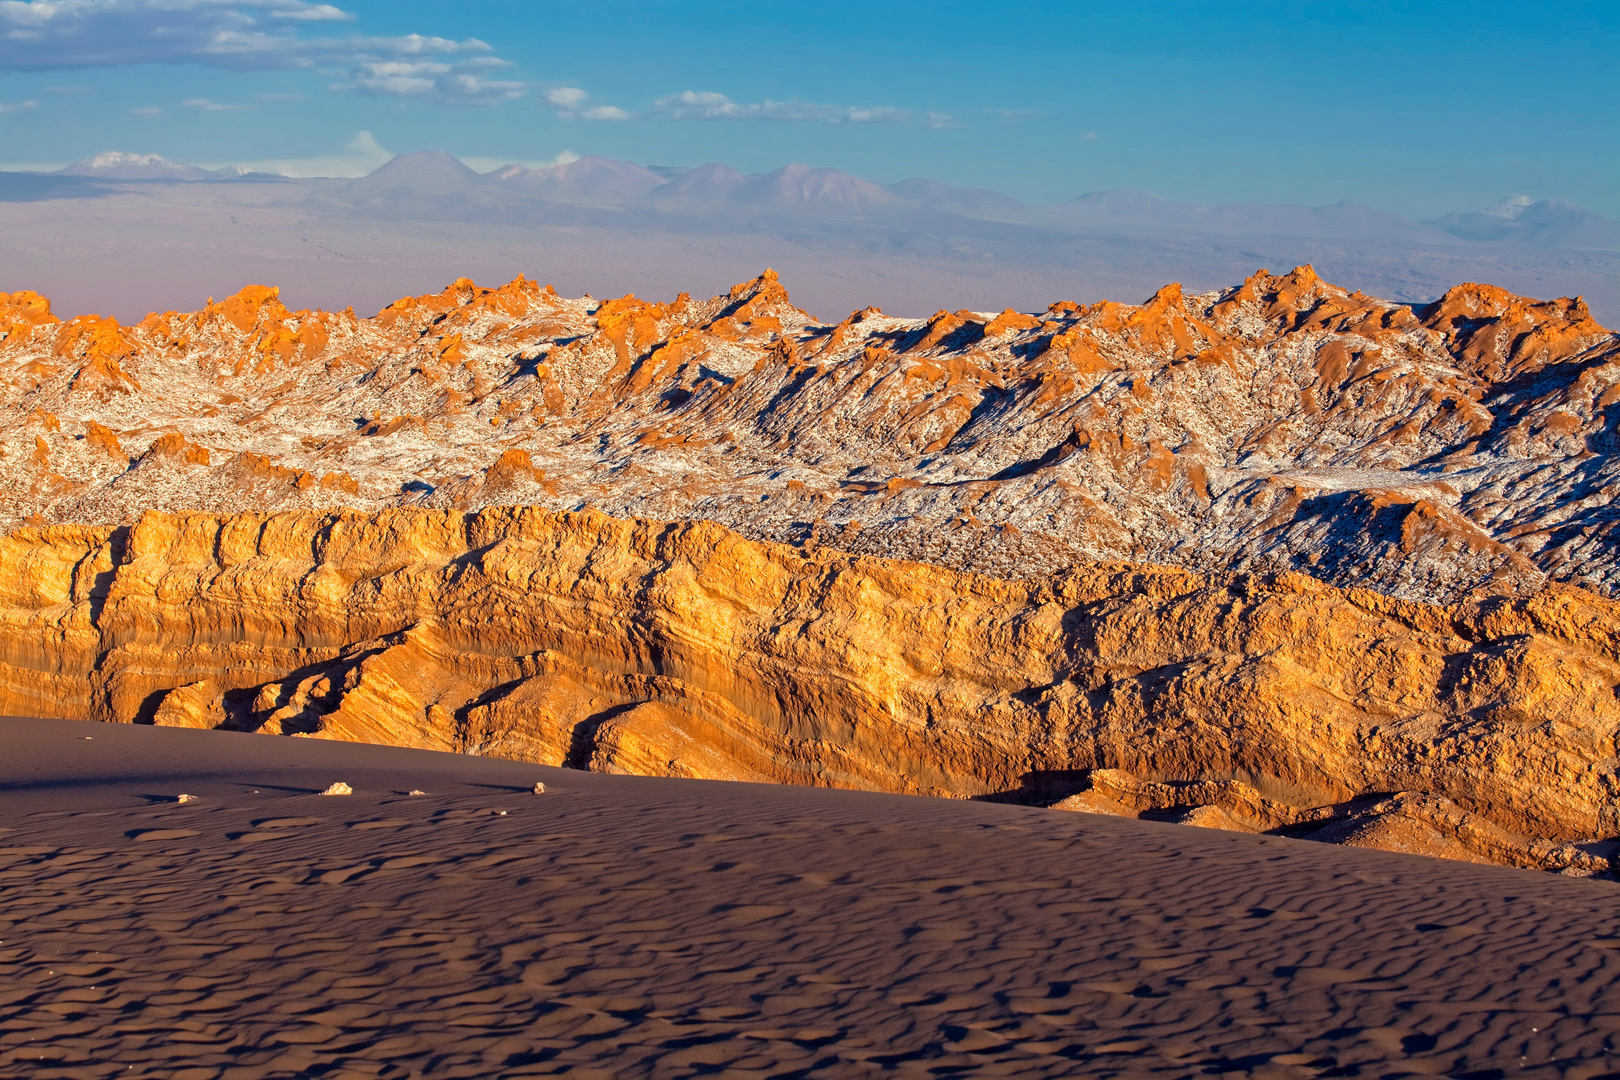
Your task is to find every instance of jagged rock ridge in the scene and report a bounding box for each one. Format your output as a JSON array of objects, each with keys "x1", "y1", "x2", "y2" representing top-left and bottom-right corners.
[{"x1": 1, "y1": 267, "x2": 1617, "y2": 602}]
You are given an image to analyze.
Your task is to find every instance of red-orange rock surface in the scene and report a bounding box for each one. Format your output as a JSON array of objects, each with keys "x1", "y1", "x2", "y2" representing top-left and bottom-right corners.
[
  {"x1": 1, "y1": 268, "x2": 1616, "y2": 601},
  {"x1": 4, "y1": 269, "x2": 1620, "y2": 873},
  {"x1": 0, "y1": 506, "x2": 1617, "y2": 873}
]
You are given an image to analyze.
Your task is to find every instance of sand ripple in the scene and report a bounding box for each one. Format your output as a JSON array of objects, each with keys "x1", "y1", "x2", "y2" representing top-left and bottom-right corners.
[{"x1": 3, "y1": 717, "x2": 1620, "y2": 1077}]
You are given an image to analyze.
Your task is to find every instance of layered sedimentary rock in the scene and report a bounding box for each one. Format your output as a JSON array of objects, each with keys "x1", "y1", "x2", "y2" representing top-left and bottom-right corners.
[
  {"x1": 4, "y1": 267, "x2": 1620, "y2": 872},
  {"x1": 2, "y1": 506, "x2": 1617, "y2": 873},
  {"x1": 0, "y1": 267, "x2": 1617, "y2": 603}
]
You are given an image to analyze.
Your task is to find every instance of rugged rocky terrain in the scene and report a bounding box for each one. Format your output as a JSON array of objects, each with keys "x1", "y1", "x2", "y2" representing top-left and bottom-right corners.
[
  {"x1": 1, "y1": 506, "x2": 1618, "y2": 873},
  {"x1": 0, "y1": 266, "x2": 1616, "y2": 601},
  {"x1": 4, "y1": 268, "x2": 1620, "y2": 871}
]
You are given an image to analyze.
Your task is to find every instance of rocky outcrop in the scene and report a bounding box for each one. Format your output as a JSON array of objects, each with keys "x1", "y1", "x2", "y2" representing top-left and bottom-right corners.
[
  {"x1": 5, "y1": 266, "x2": 1620, "y2": 873},
  {"x1": 1, "y1": 506, "x2": 1617, "y2": 873},
  {"x1": 0, "y1": 269, "x2": 1617, "y2": 603}
]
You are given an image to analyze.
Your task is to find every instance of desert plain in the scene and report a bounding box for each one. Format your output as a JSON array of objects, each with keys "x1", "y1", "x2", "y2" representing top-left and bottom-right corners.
[{"x1": 7, "y1": 715, "x2": 1620, "y2": 1079}]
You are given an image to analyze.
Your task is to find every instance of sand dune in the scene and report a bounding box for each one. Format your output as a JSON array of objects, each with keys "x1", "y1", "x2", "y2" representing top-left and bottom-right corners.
[{"x1": 4, "y1": 716, "x2": 1620, "y2": 1078}]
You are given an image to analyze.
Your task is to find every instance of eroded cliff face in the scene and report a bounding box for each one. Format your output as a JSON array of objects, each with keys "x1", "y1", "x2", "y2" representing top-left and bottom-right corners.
[
  {"x1": 0, "y1": 268, "x2": 1617, "y2": 603},
  {"x1": 2, "y1": 507, "x2": 1617, "y2": 873}
]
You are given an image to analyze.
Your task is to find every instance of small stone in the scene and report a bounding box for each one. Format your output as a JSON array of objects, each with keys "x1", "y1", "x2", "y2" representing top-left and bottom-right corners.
[
  {"x1": 176, "y1": 793, "x2": 197, "y2": 804},
  {"x1": 532, "y1": 782, "x2": 546, "y2": 795},
  {"x1": 319, "y1": 782, "x2": 353, "y2": 796},
  {"x1": 408, "y1": 789, "x2": 426, "y2": 796},
  {"x1": 497, "y1": 810, "x2": 508, "y2": 816}
]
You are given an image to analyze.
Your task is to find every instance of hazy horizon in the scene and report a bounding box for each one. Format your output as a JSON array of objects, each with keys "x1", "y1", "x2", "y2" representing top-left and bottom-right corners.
[
  {"x1": 3, "y1": 145, "x2": 1617, "y2": 328},
  {"x1": 21, "y1": 144, "x2": 1615, "y2": 218}
]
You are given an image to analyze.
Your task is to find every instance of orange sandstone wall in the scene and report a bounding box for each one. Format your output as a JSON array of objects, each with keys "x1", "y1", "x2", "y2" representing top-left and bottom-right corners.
[{"x1": 0, "y1": 506, "x2": 1617, "y2": 864}]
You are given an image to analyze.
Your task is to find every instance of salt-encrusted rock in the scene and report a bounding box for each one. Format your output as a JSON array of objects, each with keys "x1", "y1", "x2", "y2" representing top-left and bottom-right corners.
[{"x1": 0, "y1": 269, "x2": 1614, "y2": 602}]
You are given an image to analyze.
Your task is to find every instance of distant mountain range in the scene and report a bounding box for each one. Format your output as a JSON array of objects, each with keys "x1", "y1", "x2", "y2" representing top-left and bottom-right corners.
[
  {"x1": 1434, "y1": 195, "x2": 1620, "y2": 247},
  {"x1": 3, "y1": 149, "x2": 1618, "y2": 327},
  {"x1": 53, "y1": 151, "x2": 278, "y2": 182},
  {"x1": 34, "y1": 149, "x2": 1620, "y2": 251}
]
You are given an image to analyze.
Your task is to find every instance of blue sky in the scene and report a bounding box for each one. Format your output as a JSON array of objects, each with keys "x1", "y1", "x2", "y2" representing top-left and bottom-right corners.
[{"x1": 0, "y1": 0, "x2": 1613, "y2": 216}]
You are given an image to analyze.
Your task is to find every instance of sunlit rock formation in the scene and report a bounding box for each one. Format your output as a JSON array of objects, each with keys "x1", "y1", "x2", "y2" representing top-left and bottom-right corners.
[
  {"x1": 4, "y1": 267, "x2": 1620, "y2": 872},
  {"x1": 0, "y1": 267, "x2": 1616, "y2": 602},
  {"x1": 0, "y1": 507, "x2": 1617, "y2": 873}
]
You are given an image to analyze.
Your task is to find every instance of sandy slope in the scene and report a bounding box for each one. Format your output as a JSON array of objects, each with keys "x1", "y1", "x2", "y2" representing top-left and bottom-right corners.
[{"x1": 3, "y1": 717, "x2": 1620, "y2": 1078}]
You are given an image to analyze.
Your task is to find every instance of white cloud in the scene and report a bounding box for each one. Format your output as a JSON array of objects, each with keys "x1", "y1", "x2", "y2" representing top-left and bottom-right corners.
[
  {"x1": 0, "y1": 98, "x2": 36, "y2": 112},
  {"x1": 348, "y1": 59, "x2": 443, "y2": 96},
  {"x1": 271, "y1": 2, "x2": 346, "y2": 19},
  {"x1": 844, "y1": 106, "x2": 908, "y2": 123},
  {"x1": 342, "y1": 54, "x2": 522, "y2": 105},
  {"x1": 926, "y1": 110, "x2": 961, "y2": 130},
  {"x1": 129, "y1": 105, "x2": 161, "y2": 116},
  {"x1": 0, "y1": 0, "x2": 524, "y2": 106},
  {"x1": 227, "y1": 127, "x2": 390, "y2": 176},
  {"x1": 183, "y1": 97, "x2": 246, "y2": 111},
  {"x1": 544, "y1": 85, "x2": 631, "y2": 121},
  {"x1": 654, "y1": 90, "x2": 910, "y2": 124}
]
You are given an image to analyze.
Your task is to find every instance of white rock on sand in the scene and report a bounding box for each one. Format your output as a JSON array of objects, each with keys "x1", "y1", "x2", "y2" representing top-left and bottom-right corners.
[{"x1": 319, "y1": 782, "x2": 353, "y2": 796}]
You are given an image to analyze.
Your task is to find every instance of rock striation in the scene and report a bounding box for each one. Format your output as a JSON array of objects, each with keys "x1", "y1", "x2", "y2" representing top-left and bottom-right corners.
[
  {"x1": 1, "y1": 506, "x2": 1617, "y2": 873},
  {"x1": 5, "y1": 267, "x2": 1620, "y2": 873},
  {"x1": 0, "y1": 267, "x2": 1617, "y2": 603}
]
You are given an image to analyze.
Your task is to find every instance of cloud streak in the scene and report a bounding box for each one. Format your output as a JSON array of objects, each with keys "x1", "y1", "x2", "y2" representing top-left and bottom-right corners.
[
  {"x1": 545, "y1": 85, "x2": 631, "y2": 121},
  {"x1": 0, "y1": 0, "x2": 522, "y2": 105},
  {"x1": 183, "y1": 97, "x2": 246, "y2": 111},
  {"x1": 343, "y1": 56, "x2": 522, "y2": 104},
  {"x1": 654, "y1": 91, "x2": 910, "y2": 124}
]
